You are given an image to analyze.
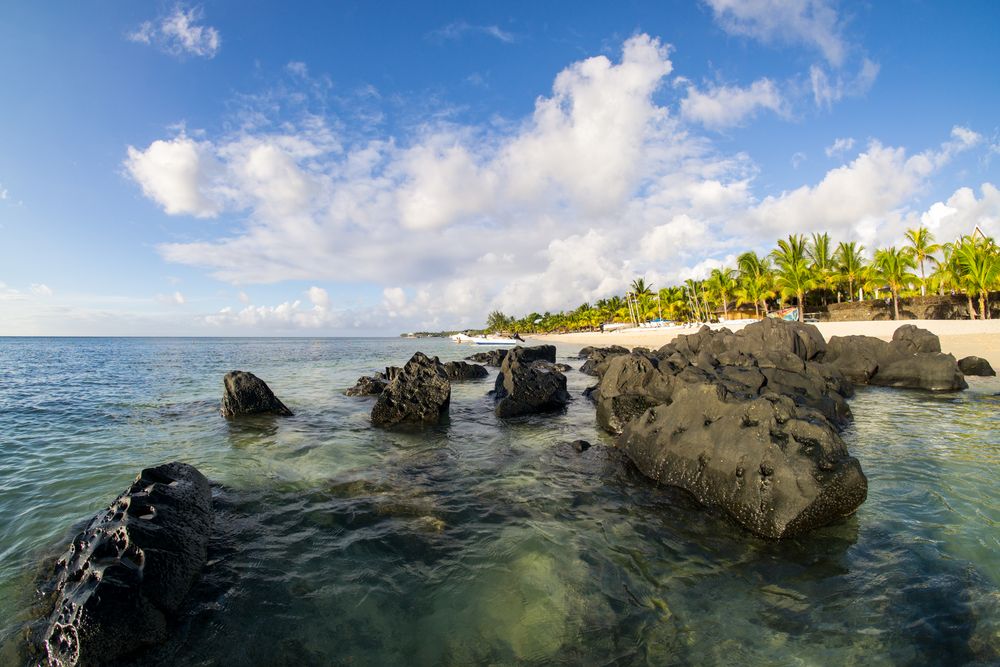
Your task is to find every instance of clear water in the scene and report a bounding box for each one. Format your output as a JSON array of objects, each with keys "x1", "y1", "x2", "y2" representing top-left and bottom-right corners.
[{"x1": 0, "y1": 337, "x2": 998, "y2": 666}]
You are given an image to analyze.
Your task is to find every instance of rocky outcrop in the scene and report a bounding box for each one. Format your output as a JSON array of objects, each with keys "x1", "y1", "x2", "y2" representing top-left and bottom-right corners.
[
  {"x1": 345, "y1": 375, "x2": 386, "y2": 396},
  {"x1": 442, "y1": 360, "x2": 489, "y2": 381},
  {"x1": 221, "y1": 371, "x2": 293, "y2": 417},
  {"x1": 465, "y1": 349, "x2": 509, "y2": 366},
  {"x1": 825, "y1": 325, "x2": 967, "y2": 391},
  {"x1": 578, "y1": 345, "x2": 628, "y2": 360},
  {"x1": 371, "y1": 352, "x2": 451, "y2": 426},
  {"x1": 958, "y1": 356, "x2": 996, "y2": 377},
  {"x1": 591, "y1": 319, "x2": 866, "y2": 539},
  {"x1": 32, "y1": 463, "x2": 212, "y2": 667},
  {"x1": 493, "y1": 347, "x2": 570, "y2": 418},
  {"x1": 579, "y1": 346, "x2": 631, "y2": 377}
]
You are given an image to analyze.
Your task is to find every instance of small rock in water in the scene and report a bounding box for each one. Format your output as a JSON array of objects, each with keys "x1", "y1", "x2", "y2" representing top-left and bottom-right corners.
[
  {"x1": 957, "y1": 355, "x2": 996, "y2": 377},
  {"x1": 493, "y1": 347, "x2": 570, "y2": 418},
  {"x1": 442, "y1": 360, "x2": 489, "y2": 380},
  {"x1": 345, "y1": 375, "x2": 387, "y2": 396},
  {"x1": 569, "y1": 439, "x2": 591, "y2": 452},
  {"x1": 221, "y1": 370, "x2": 293, "y2": 417},
  {"x1": 371, "y1": 352, "x2": 451, "y2": 426}
]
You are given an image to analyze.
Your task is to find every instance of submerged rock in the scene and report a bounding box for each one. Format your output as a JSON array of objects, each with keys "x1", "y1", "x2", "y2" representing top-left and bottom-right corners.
[
  {"x1": 371, "y1": 352, "x2": 451, "y2": 426},
  {"x1": 442, "y1": 360, "x2": 489, "y2": 381},
  {"x1": 870, "y1": 353, "x2": 968, "y2": 391},
  {"x1": 465, "y1": 349, "x2": 509, "y2": 366},
  {"x1": 493, "y1": 347, "x2": 570, "y2": 418},
  {"x1": 345, "y1": 375, "x2": 387, "y2": 396},
  {"x1": 958, "y1": 356, "x2": 996, "y2": 377},
  {"x1": 221, "y1": 370, "x2": 293, "y2": 417},
  {"x1": 32, "y1": 462, "x2": 212, "y2": 667}
]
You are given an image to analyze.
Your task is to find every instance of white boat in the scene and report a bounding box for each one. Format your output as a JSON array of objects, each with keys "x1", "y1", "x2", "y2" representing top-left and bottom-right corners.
[{"x1": 450, "y1": 333, "x2": 521, "y2": 345}]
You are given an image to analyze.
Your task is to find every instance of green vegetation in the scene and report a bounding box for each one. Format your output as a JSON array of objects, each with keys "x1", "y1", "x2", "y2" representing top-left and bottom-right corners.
[{"x1": 483, "y1": 227, "x2": 1000, "y2": 334}]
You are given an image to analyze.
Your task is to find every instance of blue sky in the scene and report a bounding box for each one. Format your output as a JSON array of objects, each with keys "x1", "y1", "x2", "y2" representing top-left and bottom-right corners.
[{"x1": 1, "y1": 1, "x2": 998, "y2": 335}]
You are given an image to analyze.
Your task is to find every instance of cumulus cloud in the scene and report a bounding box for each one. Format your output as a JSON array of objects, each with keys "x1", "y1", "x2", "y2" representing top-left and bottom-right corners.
[
  {"x1": 0, "y1": 184, "x2": 8, "y2": 200},
  {"x1": 125, "y1": 34, "x2": 989, "y2": 332},
  {"x1": 810, "y1": 58, "x2": 879, "y2": 108},
  {"x1": 128, "y1": 5, "x2": 221, "y2": 58},
  {"x1": 825, "y1": 137, "x2": 855, "y2": 158},
  {"x1": 30, "y1": 283, "x2": 53, "y2": 297},
  {"x1": 681, "y1": 78, "x2": 784, "y2": 129},
  {"x1": 704, "y1": 0, "x2": 846, "y2": 66}
]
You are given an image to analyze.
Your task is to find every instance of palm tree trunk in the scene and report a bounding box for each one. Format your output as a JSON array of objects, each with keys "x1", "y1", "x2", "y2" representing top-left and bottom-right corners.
[
  {"x1": 797, "y1": 290, "x2": 804, "y2": 322},
  {"x1": 848, "y1": 277, "x2": 854, "y2": 302},
  {"x1": 981, "y1": 292, "x2": 989, "y2": 320},
  {"x1": 893, "y1": 290, "x2": 900, "y2": 320},
  {"x1": 920, "y1": 260, "x2": 926, "y2": 297},
  {"x1": 967, "y1": 294, "x2": 977, "y2": 319}
]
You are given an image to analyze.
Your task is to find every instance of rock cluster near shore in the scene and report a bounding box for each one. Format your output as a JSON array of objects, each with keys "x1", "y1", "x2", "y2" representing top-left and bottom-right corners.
[
  {"x1": 31, "y1": 462, "x2": 212, "y2": 667},
  {"x1": 371, "y1": 352, "x2": 452, "y2": 426},
  {"x1": 493, "y1": 346, "x2": 570, "y2": 418}
]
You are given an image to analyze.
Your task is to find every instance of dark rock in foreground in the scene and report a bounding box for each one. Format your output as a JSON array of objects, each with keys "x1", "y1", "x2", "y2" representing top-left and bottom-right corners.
[
  {"x1": 592, "y1": 319, "x2": 867, "y2": 539},
  {"x1": 221, "y1": 371, "x2": 293, "y2": 417},
  {"x1": 345, "y1": 375, "x2": 387, "y2": 396},
  {"x1": 442, "y1": 360, "x2": 489, "y2": 381},
  {"x1": 825, "y1": 325, "x2": 967, "y2": 391},
  {"x1": 493, "y1": 347, "x2": 570, "y2": 418},
  {"x1": 958, "y1": 355, "x2": 996, "y2": 377},
  {"x1": 32, "y1": 462, "x2": 212, "y2": 667},
  {"x1": 371, "y1": 352, "x2": 451, "y2": 426},
  {"x1": 465, "y1": 349, "x2": 509, "y2": 366}
]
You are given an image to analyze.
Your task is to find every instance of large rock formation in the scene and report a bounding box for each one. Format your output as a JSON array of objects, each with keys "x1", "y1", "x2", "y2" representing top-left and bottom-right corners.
[
  {"x1": 493, "y1": 347, "x2": 570, "y2": 418},
  {"x1": 592, "y1": 319, "x2": 867, "y2": 539},
  {"x1": 32, "y1": 463, "x2": 212, "y2": 666},
  {"x1": 220, "y1": 371, "x2": 293, "y2": 417},
  {"x1": 958, "y1": 356, "x2": 996, "y2": 377},
  {"x1": 371, "y1": 352, "x2": 451, "y2": 426},
  {"x1": 825, "y1": 325, "x2": 967, "y2": 391}
]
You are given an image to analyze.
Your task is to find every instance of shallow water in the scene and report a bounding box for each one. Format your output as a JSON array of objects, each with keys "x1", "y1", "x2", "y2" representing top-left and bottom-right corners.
[{"x1": 0, "y1": 337, "x2": 998, "y2": 665}]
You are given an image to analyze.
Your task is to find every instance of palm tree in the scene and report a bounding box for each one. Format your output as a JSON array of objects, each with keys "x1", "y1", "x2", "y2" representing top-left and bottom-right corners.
[
  {"x1": 630, "y1": 278, "x2": 653, "y2": 298},
  {"x1": 953, "y1": 235, "x2": 999, "y2": 319},
  {"x1": 683, "y1": 278, "x2": 706, "y2": 322},
  {"x1": 904, "y1": 226, "x2": 941, "y2": 297},
  {"x1": 706, "y1": 267, "x2": 737, "y2": 320},
  {"x1": 835, "y1": 241, "x2": 866, "y2": 301},
  {"x1": 874, "y1": 246, "x2": 918, "y2": 320},
  {"x1": 807, "y1": 232, "x2": 837, "y2": 304},
  {"x1": 737, "y1": 251, "x2": 774, "y2": 317},
  {"x1": 771, "y1": 234, "x2": 813, "y2": 321}
]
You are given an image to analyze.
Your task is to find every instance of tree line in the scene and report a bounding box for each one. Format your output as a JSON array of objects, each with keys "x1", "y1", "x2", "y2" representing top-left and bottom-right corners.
[{"x1": 485, "y1": 227, "x2": 999, "y2": 334}]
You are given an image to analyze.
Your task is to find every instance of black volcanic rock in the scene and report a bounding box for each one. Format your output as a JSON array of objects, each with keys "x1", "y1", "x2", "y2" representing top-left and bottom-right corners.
[
  {"x1": 221, "y1": 371, "x2": 293, "y2": 417},
  {"x1": 345, "y1": 375, "x2": 387, "y2": 396},
  {"x1": 371, "y1": 352, "x2": 451, "y2": 426},
  {"x1": 957, "y1": 355, "x2": 996, "y2": 377},
  {"x1": 493, "y1": 347, "x2": 570, "y2": 418},
  {"x1": 32, "y1": 462, "x2": 212, "y2": 667},
  {"x1": 465, "y1": 349, "x2": 509, "y2": 366},
  {"x1": 442, "y1": 360, "x2": 489, "y2": 381}
]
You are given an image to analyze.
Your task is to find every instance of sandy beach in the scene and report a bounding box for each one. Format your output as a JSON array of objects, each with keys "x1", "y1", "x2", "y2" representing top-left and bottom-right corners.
[{"x1": 531, "y1": 319, "x2": 1000, "y2": 370}]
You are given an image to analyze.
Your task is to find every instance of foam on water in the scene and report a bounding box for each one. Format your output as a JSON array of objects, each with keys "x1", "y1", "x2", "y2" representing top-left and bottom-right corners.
[{"x1": 0, "y1": 337, "x2": 998, "y2": 665}]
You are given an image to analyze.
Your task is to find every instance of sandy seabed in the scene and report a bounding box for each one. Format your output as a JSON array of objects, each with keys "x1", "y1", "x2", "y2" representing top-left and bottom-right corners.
[{"x1": 530, "y1": 319, "x2": 1000, "y2": 370}]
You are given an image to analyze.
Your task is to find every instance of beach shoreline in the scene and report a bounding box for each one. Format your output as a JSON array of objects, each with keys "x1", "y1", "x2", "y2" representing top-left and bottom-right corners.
[{"x1": 529, "y1": 319, "x2": 1000, "y2": 369}]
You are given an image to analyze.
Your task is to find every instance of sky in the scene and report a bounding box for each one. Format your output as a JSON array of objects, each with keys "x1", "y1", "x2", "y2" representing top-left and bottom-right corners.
[{"x1": 1, "y1": 0, "x2": 998, "y2": 336}]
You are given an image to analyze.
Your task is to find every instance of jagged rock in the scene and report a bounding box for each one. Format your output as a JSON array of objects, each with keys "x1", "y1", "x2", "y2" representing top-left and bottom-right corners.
[
  {"x1": 442, "y1": 361, "x2": 489, "y2": 381},
  {"x1": 870, "y1": 353, "x2": 968, "y2": 391},
  {"x1": 892, "y1": 324, "x2": 942, "y2": 354},
  {"x1": 515, "y1": 344, "x2": 557, "y2": 364},
  {"x1": 32, "y1": 463, "x2": 212, "y2": 666},
  {"x1": 826, "y1": 327, "x2": 966, "y2": 391},
  {"x1": 619, "y1": 382, "x2": 867, "y2": 539},
  {"x1": 465, "y1": 349, "x2": 509, "y2": 366},
  {"x1": 554, "y1": 363, "x2": 572, "y2": 372},
  {"x1": 958, "y1": 356, "x2": 996, "y2": 377},
  {"x1": 371, "y1": 352, "x2": 451, "y2": 426},
  {"x1": 345, "y1": 375, "x2": 387, "y2": 396},
  {"x1": 579, "y1": 346, "x2": 631, "y2": 377},
  {"x1": 220, "y1": 371, "x2": 293, "y2": 417},
  {"x1": 493, "y1": 347, "x2": 570, "y2": 418},
  {"x1": 578, "y1": 344, "x2": 628, "y2": 360}
]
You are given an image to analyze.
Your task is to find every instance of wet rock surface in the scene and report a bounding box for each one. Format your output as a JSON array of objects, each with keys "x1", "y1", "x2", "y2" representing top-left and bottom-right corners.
[
  {"x1": 592, "y1": 319, "x2": 867, "y2": 538},
  {"x1": 442, "y1": 360, "x2": 489, "y2": 381},
  {"x1": 221, "y1": 371, "x2": 293, "y2": 418},
  {"x1": 31, "y1": 462, "x2": 212, "y2": 667},
  {"x1": 344, "y1": 375, "x2": 387, "y2": 396},
  {"x1": 465, "y1": 349, "x2": 509, "y2": 366},
  {"x1": 493, "y1": 347, "x2": 570, "y2": 418},
  {"x1": 371, "y1": 352, "x2": 451, "y2": 426},
  {"x1": 579, "y1": 346, "x2": 631, "y2": 377},
  {"x1": 957, "y1": 355, "x2": 996, "y2": 377}
]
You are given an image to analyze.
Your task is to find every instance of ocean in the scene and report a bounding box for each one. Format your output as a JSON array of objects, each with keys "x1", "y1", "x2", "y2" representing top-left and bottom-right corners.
[{"x1": 0, "y1": 336, "x2": 998, "y2": 665}]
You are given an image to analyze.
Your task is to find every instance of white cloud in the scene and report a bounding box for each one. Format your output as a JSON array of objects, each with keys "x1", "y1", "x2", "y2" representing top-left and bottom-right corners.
[
  {"x1": 825, "y1": 137, "x2": 855, "y2": 158},
  {"x1": 791, "y1": 152, "x2": 807, "y2": 169},
  {"x1": 30, "y1": 283, "x2": 53, "y2": 297},
  {"x1": 704, "y1": 0, "x2": 846, "y2": 66},
  {"x1": 0, "y1": 184, "x2": 8, "y2": 200},
  {"x1": 238, "y1": 290, "x2": 250, "y2": 304},
  {"x1": 124, "y1": 34, "x2": 989, "y2": 332},
  {"x1": 429, "y1": 21, "x2": 515, "y2": 44},
  {"x1": 918, "y1": 183, "x2": 1000, "y2": 244},
  {"x1": 811, "y1": 58, "x2": 879, "y2": 108},
  {"x1": 156, "y1": 291, "x2": 186, "y2": 305},
  {"x1": 128, "y1": 6, "x2": 221, "y2": 58},
  {"x1": 0, "y1": 283, "x2": 25, "y2": 301},
  {"x1": 680, "y1": 78, "x2": 784, "y2": 129}
]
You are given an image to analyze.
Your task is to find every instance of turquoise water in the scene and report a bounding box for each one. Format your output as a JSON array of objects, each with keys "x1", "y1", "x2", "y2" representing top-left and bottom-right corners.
[{"x1": 0, "y1": 337, "x2": 998, "y2": 665}]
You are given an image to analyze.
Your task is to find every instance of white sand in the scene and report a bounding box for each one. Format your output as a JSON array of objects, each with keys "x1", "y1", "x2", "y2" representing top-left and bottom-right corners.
[{"x1": 530, "y1": 319, "x2": 1000, "y2": 369}]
